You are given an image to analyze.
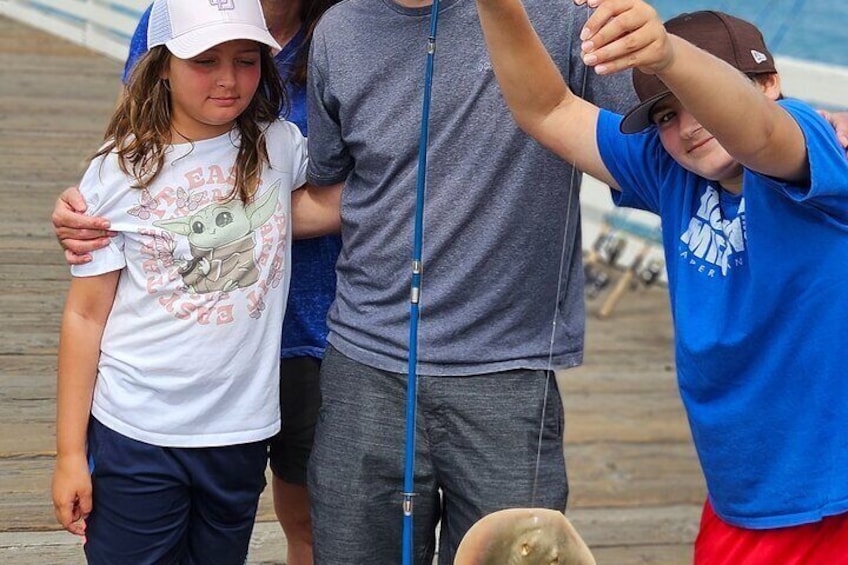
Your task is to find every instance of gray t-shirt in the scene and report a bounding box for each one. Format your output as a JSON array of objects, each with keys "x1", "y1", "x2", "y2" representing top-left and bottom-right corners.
[{"x1": 307, "y1": 0, "x2": 636, "y2": 376}]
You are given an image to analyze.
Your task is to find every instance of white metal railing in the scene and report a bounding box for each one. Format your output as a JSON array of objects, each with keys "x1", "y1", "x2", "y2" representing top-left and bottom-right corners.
[
  {"x1": 777, "y1": 56, "x2": 848, "y2": 111},
  {"x1": 0, "y1": 0, "x2": 148, "y2": 61}
]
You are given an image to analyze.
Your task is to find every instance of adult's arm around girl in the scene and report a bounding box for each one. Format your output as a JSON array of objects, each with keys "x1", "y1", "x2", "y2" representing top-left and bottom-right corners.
[
  {"x1": 52, "y1": 186, "x2": 114, "y2": 264},
  {"x1": 291, "y1": 182, "x2": 342, "y2": 239}
]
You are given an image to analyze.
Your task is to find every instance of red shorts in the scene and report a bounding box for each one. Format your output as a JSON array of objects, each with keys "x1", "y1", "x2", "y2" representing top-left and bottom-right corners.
[{"x1": 695, "y1": 500, "x2": 848, "y2": 564}]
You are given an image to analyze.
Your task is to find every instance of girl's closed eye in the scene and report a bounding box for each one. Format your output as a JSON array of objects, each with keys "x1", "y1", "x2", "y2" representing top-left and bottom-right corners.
[{"x1": 190, "y1": 56, "x2": 218, "y2": 67}]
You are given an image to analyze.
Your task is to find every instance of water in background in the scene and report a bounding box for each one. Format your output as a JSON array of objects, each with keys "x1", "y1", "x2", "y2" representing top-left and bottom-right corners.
[{"x1": 649, "y1": 0, "x2": 847, "y2": 67}]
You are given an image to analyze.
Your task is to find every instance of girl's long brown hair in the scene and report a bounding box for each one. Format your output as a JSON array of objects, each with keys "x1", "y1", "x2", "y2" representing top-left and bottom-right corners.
[{"x1": 93, "y1": 44, "x2": 287, "y2": 203}]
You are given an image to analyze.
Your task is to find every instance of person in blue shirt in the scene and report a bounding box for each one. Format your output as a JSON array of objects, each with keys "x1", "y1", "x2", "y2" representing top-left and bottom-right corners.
[
  {"x1": 476, "y1": 0, "x2": 848, "y2": 562},
  {"x1": 55, "y1": 2, "x2": 340, "y2": 563}
]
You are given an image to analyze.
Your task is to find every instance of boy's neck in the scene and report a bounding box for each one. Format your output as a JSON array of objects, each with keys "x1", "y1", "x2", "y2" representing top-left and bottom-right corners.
[{"x1": 719, "y1": 175, "x2": 744, "y2": 195}]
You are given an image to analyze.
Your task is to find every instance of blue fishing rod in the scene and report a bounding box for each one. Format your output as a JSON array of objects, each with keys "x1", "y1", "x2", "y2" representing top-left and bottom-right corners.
[{"x1": 402, "y1": 1, "x2": 441, "y2": 564}]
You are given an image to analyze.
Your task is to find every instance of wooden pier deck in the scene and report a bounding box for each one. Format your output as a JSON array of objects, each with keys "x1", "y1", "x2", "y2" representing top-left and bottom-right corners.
[{"x1": 0, "y1": 15, "x2": 704, "y2": 564}]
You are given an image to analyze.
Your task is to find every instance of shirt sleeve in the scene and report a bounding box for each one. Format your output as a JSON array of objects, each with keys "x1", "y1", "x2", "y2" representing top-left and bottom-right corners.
[
  {"x1": 122, "y1": 4, "x2": 152, "y2": 84},
  {"x1": 70, "y1": 156, "x2": 127, "y2": 278},
  {"x1": 285, "y1": 121, "x2": 309, "y2": 191},
  {"x1": 267, "y1": 120, "x2": 309, "y2": 192},
  {"x1": 752, "y1": 98, "x2": 848, "y2": 224},
  {"x1": 596, "y1": 109, "x2": 673, "y2": 215},
  {"x1": 305, "y1": 24, "x2": 352, "y2": 187}
]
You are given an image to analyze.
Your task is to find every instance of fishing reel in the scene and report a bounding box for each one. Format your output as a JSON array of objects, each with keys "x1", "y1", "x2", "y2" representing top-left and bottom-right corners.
[
  {"x1": 636, "y1": 258, "x2": 664, "y2": 288},
  {"x1": 584, "y1": 266, "x2": 610, "y2": 299},
  {"x1": 584, "y1": 232, "x2": 626, "y2": 299}
]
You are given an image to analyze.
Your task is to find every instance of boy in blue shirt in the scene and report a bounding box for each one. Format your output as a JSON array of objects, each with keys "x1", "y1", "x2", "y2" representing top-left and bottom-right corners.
[{"x1": 476, "y1": 0, "x2": 848, "y2": 561}]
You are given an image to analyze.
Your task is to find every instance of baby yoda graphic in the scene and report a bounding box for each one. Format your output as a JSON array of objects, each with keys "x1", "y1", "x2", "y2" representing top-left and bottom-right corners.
[{"x1": 154, "y1": 180, "x2": 280, "y2": 294}]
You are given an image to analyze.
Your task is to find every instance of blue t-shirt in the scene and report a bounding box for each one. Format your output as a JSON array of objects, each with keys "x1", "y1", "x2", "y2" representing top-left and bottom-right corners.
[
  {"x1": 123, "y1": 5, "x2": 340, "y2": 360},
  {"x1": 597, "y1": 99, "x2": 848, "y2": 529}
]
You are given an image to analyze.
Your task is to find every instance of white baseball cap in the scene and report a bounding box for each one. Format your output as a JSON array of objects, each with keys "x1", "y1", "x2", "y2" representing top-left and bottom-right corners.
[{"x1": 148, "y1": 0, "x2": 281, "y2": 60}]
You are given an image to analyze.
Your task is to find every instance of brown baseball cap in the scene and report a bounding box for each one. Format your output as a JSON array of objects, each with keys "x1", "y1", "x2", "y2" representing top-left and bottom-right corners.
[{"x1": 620, "y1": 11, "x2": 777, "y2": 134}]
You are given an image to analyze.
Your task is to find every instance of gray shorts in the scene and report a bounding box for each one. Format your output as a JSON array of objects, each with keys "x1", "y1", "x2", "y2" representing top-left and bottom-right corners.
[{"x1": 308, "y1": 346, "x2": 568, "y2": 564}]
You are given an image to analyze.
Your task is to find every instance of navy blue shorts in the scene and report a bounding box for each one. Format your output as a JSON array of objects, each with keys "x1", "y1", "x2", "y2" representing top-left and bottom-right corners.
[{"x1": 83, "y1": 418, "x2": 268, "y2": 565}]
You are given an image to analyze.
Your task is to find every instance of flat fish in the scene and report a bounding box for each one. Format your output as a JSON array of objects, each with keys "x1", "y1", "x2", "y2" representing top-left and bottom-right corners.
[{"x1": 454, "y1": 508, "x2": 595, "y2": 565}]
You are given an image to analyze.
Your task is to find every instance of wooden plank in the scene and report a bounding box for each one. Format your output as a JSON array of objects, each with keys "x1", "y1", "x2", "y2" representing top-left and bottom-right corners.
[
  {"x1": 564, "y1": 391, "x2": 691, "y2": 444},
  {"x1": 592, "y1": 545, "x2": 693, "y2": 565},
  {"x1": 1, "y1": 355, "x2": 56, "y2": 376},
  {"x1": 0, "y1": 525, "x2": 290, "y2": 565},
  {"x1": 0, "y1": 294, "x2": 67, "y2": 316},
  {"x1": 570, "y1": 505, "x2": 700, "y2": 548},
  {"x1": 0, "y1": 264, "x2": 70, "y2": 282},
  {"x1": 567, "y1": 443, "x2": 705, "y2": 508},
  {"x1": 0, "y1": 458, "x2": 57, "y2": 531}
]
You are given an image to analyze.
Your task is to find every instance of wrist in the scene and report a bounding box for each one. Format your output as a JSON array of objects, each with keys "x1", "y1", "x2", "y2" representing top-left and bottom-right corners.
[{"x1": 650, "y1": 35, "x2": 680, "y2": 77}]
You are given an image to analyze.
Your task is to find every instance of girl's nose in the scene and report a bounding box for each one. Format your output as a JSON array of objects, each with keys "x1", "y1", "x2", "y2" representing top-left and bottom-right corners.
[{"x1": 216, "y1": 64, "x2": 237, "y2": 88}]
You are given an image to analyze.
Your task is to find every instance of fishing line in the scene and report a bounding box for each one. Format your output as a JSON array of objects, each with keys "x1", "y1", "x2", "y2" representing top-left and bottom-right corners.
[{"x1": 531, "y1": 0, "x2": 594, "y2": 506}]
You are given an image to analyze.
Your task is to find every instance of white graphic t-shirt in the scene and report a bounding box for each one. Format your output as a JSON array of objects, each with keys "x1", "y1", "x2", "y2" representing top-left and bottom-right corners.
[{"x1": 72, "y1": 120, "x2": 307, "y2": 447}]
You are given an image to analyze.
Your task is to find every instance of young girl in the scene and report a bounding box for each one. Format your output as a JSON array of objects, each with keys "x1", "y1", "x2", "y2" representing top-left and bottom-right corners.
[{"x1": 50, "y1": 0, "x2": 340, "y2": 562}]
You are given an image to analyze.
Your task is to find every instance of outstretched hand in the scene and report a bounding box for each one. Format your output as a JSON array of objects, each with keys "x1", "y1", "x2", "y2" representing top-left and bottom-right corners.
[
  {"x1": 821, "y1": 111, "x2": 848, "y2": 154},
  {"x1": 52, "y1": 186, "x2": 114, "y2": 265},
  {"x1": 574, "y1": 0, "x2": 672, "y2": 76}
]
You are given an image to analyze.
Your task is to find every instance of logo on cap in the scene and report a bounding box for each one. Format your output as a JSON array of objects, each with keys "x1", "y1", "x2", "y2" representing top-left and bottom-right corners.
[
  {"x1": 751, "y1": 50, "x2": 768, "y2": 64},
  {"x1": 210, "y1": 0, "x2": 235, "y2": 10}
]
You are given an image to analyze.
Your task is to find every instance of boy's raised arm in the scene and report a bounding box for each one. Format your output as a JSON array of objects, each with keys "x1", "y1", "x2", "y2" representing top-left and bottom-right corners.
[
  {"x1": 475, "y1": 0, "x2": 618, "y2": 188},
  {"x1": 652, "y1": 39, "x2": 806, "y2": 182},
  {"x1": 581, "y1": 0, "x2": 808, "y2": 183}
]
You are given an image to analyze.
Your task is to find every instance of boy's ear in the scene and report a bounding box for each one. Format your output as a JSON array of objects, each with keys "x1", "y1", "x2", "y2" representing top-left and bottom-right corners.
[{"x1": 755, "y1": 73, "x2": 782, "y2": 101}]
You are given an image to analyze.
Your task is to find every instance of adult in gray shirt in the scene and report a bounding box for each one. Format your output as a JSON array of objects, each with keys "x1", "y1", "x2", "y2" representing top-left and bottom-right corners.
[{"x1": 304, "y1": 0, "x2": 633, "y2": 563}]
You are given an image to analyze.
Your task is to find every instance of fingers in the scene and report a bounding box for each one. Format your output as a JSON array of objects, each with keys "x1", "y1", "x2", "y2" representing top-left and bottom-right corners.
[
  {"x1": 54, "y1": 497, "x2": 88, "y2": 536},
  {"x1": 66, "y1": 518, "x2": 87, "y2": 537},
  {"x1": 61, "y1": 186, "x2": 87, "y2": 211},
  {"x1": 822, "y1": 111, "x2": 848, "y2": 152},
  {"x1": 77, "y1": 490, "x2": 93, "y2": 522},
  {"x1": 55, "y1": 228, "x2": 114, "y2": 246},
  {"x1": 52, "y1": 186, "x2": 111, "y2": 249},
  {"x1": 819, "y1": 110, "x2": 848, "y2": 154},
  {"x1": 573, "y1": 0, "x2": 669, "y2": 75},
  {"x1": 65, "y1": 248, "x2": 92, "y2": 266},
  {"x1": 583, "y1": 18, "x2": 664, "y2": 75},
  {"x1": 52, "y1": 203, "x2": 111, "y2": 232},
  {"x1": 58, "y1": 234, "x2": 113, "y2": 256}
]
